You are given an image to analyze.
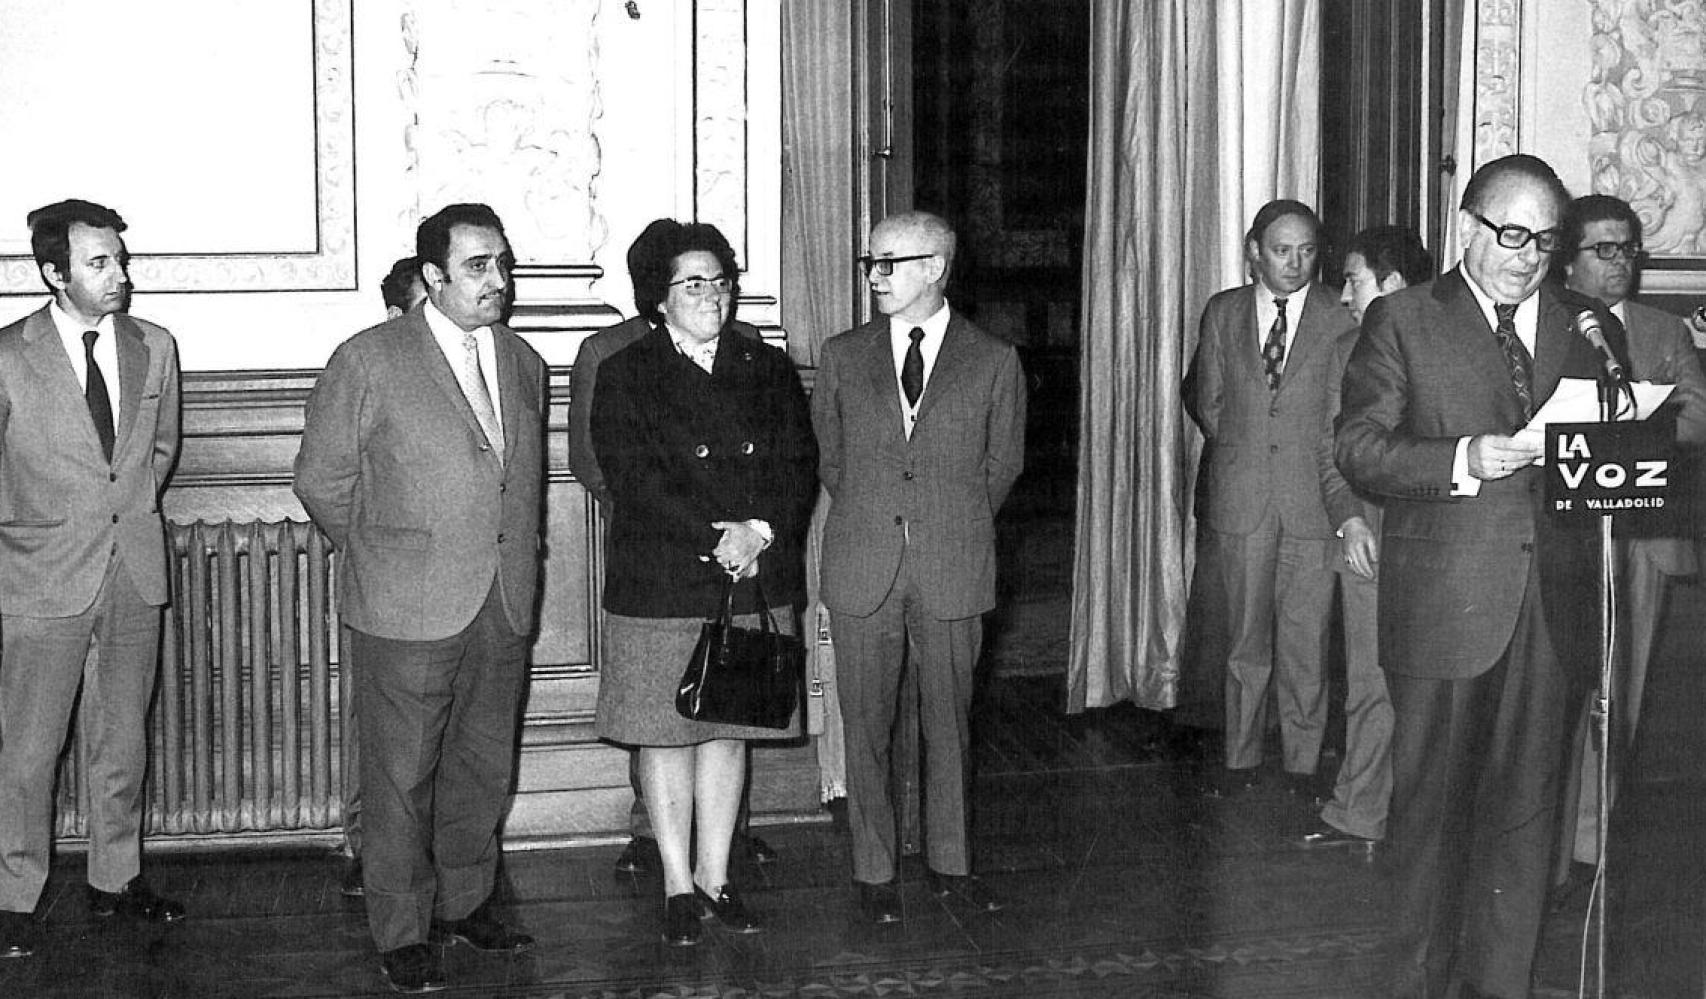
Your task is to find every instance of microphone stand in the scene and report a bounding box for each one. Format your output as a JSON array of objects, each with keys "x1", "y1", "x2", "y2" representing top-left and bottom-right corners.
[{"x1": 1587, "y1": 373, "x2": 1627, "y2": 999}]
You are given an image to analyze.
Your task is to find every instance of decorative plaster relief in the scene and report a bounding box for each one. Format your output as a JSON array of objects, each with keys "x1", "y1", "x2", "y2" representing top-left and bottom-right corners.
[
  {"x1": 1583, "y1": 0, "x2": 1706, "y2": 257},
  {"x1": 409, "y1": 0, "x2": 608, "y2": 266},
  {"x1": 1474, "y1": 0, "x2": 1521, "y2": 165},
  {"x1": 0, "y1": 0, "x2": 356, "y2": 294},
  {"x1": 696, "y1": 0, "x2": 750, "y2": 265}
]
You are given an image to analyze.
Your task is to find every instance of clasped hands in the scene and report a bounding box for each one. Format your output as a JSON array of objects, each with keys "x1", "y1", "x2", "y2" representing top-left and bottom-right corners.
[
  {"x1": 1468, "y1": 433, "x2": 1541, "y2": 482},
  {"x1": 707, "y1": 520, "x2": 768, "y2": 579}
]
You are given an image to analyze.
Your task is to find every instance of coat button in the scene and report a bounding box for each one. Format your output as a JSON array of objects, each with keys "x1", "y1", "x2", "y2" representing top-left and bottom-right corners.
[
  {"x1": 1270, "y1": 445, "x2": 1279, "y2": 453},
  {"x1": 903, "y1": 471, "x2": 915, "y2": 480},
  {"x1": 741, "y1": 441, "x2": 754, "y2": 455},
  {"x1": 112, "y1": 514, "x2": 120, "y2": 524},
  {"x1": 894, "y1": 515, "x2": 903, "y2": 526},
  {"x1": 109, "y1": 473, "x2": 117, "y2": 482},
  {"x1": 498, "y1": 533, "x2": 506, "y2": 543},
  {"x1": 695, "y1": 444, "x2": 710, "y2": 458},
  {"x1": 1521, "y1": 541, "x2": 1534, "y2": 553}
]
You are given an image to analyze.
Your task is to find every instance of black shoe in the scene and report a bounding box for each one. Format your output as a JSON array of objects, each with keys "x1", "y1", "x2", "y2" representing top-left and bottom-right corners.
[
  {"x1": 88, "y1": 877, "x2": 186, "y2": 923},
  {"x1": 431, "y1": 901, "x2": 533, "y2": 953},
  {"x1": 1205, "y1": 767, "x2": 1261, "y2": 798},
  {"x1": 663, "y1": 893, "x2": 703, "y2": 946},
  {"x1": 857, "y1": 880, "x2": 903, "y2": 924},
  {"x1": 743, "y1": 834, "x2": 778, "y2": 865},
  {"x1": 925, "y1": 870, "x2": 1003, "y2": 912},
  {"x1": 0, "y1": 910, "x2": 38, "y2": 959},
  {"x1": 614, "y1": 836, "x2": 657, "y2": 876},
  {"x1": 341, "y1": 858, "x2": 365, "y2": 898},
  {"x1": 694, "y1": 883, "x2": 762, "y2": 933},
  {"x1": 1296, "y1": 820, "x2": 1376, "y2": 852},
  {"x1": 380, "y1": 943, "x2": 446, "y2": 994}
]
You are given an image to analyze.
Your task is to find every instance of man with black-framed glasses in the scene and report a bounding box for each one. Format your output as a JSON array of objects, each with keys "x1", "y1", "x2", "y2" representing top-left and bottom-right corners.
[
  {"x1": 1337, "y1": 155, "x2": 1624, "y2": 999},
  {"x1": 814, "y1": 211, "x2": 1025, "y2": 925},
  {"x1": 1552, "y1": 193, "x2": 1706, "y2": 900}
]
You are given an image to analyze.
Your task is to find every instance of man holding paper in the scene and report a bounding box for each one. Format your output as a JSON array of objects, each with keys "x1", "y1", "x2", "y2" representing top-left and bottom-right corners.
[
  {"x1": 1552, "y1": 193, "x2": 1706, "y2": 883},
  {"x1": 1336, "y1": 154, "x2": 1621, "y2": 999}
]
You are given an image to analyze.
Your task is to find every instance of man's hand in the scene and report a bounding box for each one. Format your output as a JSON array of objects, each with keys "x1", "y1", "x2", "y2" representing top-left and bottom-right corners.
[
  {"x1": 1467, "y1": 433, "x2": 1542, "y2": 481},
  {"x1": 1338, "y1": 515, "x2": 1379, "y2": 580}
]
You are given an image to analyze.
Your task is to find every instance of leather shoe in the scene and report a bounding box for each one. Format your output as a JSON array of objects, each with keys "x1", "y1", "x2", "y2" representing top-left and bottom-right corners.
[
  {"x1": 88, "y1": 877, "x2": 186, "y2": 923},
  {"x1": 340, "y1": 858, "x2": 365, "y2": 897},
  {"x1": 694, "y1": 883, "x2": 762, "y2": 933},
  {"x1": 0, "y1": 910, "x2": 38, "y2": 959},
  {"x1": 926, "y1": 870, "x2": 1003, "y2": 912},
  {"x1": 380, "y1": 943, "x2": 446, "y2": 994},
  {"x1": 743, "y1": 834, "x2": 778, "y2": 864},
  {"x1": 431, "y1": 901, "x2": 533, "y2": 952},
  {"x1": 1297, "y1": 820, "x2": 1376, "y2": 852},
  {"x1": 614, "y1": 835, "x2": 657, "y2": 876},
  {"x1": 858, "y1": 880, "x2": 902, "y2": 924},
  {"x1": 663, "y1": 893, "x2": 702, "y2": 946}
]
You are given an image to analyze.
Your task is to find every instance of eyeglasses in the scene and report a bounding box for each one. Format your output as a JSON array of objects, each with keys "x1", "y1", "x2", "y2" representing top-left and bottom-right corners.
[
  {"x1": 857, "y1": 253, "x2": 935, "y2": 277},
  {"x1": 668, "y1": 275, "x2": 733, "y2": 297},
  {"x1": 1474, "y1": 214, "x2": 1564, "y2": 254},
  {"x1": 1578, "y1": 240, "x2": 1645, "y2": 261}
]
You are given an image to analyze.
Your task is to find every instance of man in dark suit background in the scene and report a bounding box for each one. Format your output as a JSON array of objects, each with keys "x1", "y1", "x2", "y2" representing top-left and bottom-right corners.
[
  {"x1": 1188, "y1": 200, "x2": 1355, "y2": 799},
  {"x1": 296, "y1": 204, "x2": 546, "y2": 994},
  {"x1": 565, "y1": 219, "x2": 776, "y2": 877},
  {"x1": 0, "y1": 199, "x2": 185, "y2": 959},
  {"x1": 1337, "y1": 155, "x2": 1613, "y2": 999},
  {"x1": 1299, "y1": 225, "x2": 1434, "y2": 852},
  {"x1": 1554, "y1": 193, "x2": 1706, "y2": 881},
  {"x1": 813, "y1": 210, "x2": 1025, "y2": 924}
]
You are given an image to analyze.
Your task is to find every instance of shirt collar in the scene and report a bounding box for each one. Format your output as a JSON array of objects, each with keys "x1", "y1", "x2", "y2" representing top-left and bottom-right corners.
[
  {"x1": 48, "y1": 300, "x2": 115, "y2": 341},
  {"x1": 888, "y1": 300, "x2": 951, "y2": 342}
]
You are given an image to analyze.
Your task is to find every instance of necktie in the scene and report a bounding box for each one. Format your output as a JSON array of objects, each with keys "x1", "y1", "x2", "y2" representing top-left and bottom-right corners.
[
  {"x1": 83, "y1": 331, "x2": 115, "y2": 462},
  {"x1": 1491, "y1": 303, "x2": 1534, "y2": 420},
  {"x1": 461, "y1": 332, "x2": 504, "y2": 459},
  {"x1": 901, "y1": 328, "x2": 925, "y2": 406},
  {"x1": 1262, "y1": 298, "x2": 1288, "y2": 392}
]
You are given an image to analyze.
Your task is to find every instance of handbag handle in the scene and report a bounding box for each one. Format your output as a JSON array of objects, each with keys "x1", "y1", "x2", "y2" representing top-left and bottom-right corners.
[{"x1": 714, "y1": 574, "x2": 778, "y2": 636}]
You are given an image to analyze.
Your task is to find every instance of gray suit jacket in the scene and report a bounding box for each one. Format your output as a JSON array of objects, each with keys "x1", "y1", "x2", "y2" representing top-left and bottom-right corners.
[
  {"x1": 1190, "y1": 282, "x2": 1357, "y2": 539},
  {"x1": 1620, "y1": 298, "x2": 1706, "y2": 574},
  {"x1": 294, "y1": 305, "x2": 547, "y2": 642},
  {"x1": 0, "y1": 305, "x2": 179, "y2": 616},
  {"x1": 813, "y1": 312, "x2": 1026, "y2": 620}
]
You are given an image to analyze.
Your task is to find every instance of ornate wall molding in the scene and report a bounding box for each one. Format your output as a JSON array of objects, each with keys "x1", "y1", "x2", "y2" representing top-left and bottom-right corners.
[
  {"x1": 1473, "y1": 0, "x2": 1521, "y2": 165},
  {"x1": 0, "y1": 0, "x2": 356, "y2": 295},
  {"x1": 696, "y1": 0, "x2": 751, "y2": 263}
]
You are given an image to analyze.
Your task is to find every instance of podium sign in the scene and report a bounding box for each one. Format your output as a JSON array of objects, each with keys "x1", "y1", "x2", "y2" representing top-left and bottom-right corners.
[{"x1": 1545, "y1": 420, "x2": 1674, "y2": 521}]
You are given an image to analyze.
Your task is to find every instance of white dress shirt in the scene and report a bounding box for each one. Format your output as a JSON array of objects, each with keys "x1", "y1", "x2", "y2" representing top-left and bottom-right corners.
[
  {"x1": 1254, "y1": 281, "x2": 1308, "y2": 360},
  {"x1": 889, "y1": 301, "x2": 951, "y2": 438},
  {"x1": 423, "y1": 300, "x2": 502, "y2": 436},
  {"x1": 50, "y1": 301, "x2": 120, "y2": 421},
  {"x1": 1451, "y1": 274, "x2": 1542, "y2": 496}
]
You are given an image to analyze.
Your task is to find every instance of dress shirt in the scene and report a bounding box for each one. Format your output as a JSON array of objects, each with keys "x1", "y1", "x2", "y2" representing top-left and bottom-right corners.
[
  {"x1": 49, "y1": 301, "x2": 119, "y2": 407},
  {"x1": 423, "y1": 299, "x2": 502, "y2": 436},
  {"x1": 667, "y1": 324, "x2": 719, "y2": 374},
  {"x1": 1254, "y1": 281, "x2": 1307, "y2": 359},
  {"x1": 1451, "y1": 274, "x2": 1541, "y2": 496},
  {"x1": 889, "y1": 301, "x2": 951, "y2": 437}
]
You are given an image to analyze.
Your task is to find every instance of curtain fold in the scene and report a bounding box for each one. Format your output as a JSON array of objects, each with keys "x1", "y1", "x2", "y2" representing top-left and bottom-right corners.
[{"x1": 1067, "y1": 0, "x2": 1321, "y2": 713}]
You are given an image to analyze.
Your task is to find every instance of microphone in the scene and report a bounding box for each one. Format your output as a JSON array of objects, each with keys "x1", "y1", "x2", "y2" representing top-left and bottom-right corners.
[{"x1": 1574, "y1": 309, "x2": 1626, "y2": 382}]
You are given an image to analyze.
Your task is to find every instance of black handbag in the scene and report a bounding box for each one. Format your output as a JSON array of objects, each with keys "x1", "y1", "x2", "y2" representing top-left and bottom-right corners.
[{"x1": 676, "y1": 576, "x2": 803, "y2": 729}]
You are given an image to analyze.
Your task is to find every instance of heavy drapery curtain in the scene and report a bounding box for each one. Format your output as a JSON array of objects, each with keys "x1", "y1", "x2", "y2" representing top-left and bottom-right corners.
[{"x1": 1067, "y1": 0, "x2": 1321, "y2": 712}]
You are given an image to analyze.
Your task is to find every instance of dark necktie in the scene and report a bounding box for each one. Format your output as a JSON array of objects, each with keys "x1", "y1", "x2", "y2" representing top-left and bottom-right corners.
[
  {"x1": 1262, "y1": 298, "x2": 1288, "y2": 392},
  {"x1": 1491, "y1": 303, "x2": 1534, "y2": 420},
  {"x1": 83, "y1": 330, "x2": 115, "y2": 462},
  {"x1": 901, "y1": 327, "x2": 925, "y2": 406}
]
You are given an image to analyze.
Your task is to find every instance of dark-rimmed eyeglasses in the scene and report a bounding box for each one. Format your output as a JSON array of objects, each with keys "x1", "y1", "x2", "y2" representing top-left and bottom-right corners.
[
  {"x1": 1474, "y1": 214, "x2": 1564, "y2": 254},
  {"x1": 668, "y1": 275, "x2": 733, "y2": 297},
  {"x1": 1577, "y1": 240, "x2": 1645, "y2": 261},
  {"x1": 857, "y1": 253, "x2": 935, "y2": 277}
]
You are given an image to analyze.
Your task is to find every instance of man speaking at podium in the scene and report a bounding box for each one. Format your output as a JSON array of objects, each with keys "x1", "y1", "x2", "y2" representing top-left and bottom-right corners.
[{"x1": 1335, "y1": 154, "x2": 1622, "y2": 999}]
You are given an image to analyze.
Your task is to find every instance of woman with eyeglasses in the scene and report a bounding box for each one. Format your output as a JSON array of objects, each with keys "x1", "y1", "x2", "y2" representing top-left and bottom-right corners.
[{"x1": 589, "y1": 220, "x2": 816, "y2": 946}]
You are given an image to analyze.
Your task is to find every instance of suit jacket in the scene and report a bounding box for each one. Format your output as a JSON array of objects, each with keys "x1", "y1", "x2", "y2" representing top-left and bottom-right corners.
[
  {"x1": 813, "y1": 311, "x2": 1026, "y2": 620},
  {"x1": 294, "y1": 305, "x2": 547, "y2": 642},
  {"x1": 1616, "y1": 299, "x2": 1706, "y2": 575},
  {"x1": 1335, "y1": 270, "x2": 1614, "y2": 679},
  {"x1": 1320, "y1": 325, "x2": 1384, "y2": 574},
  {"x1": 0, "y1": 306, "x2": 180, "y2": 616},
  {"x1": 567, "y1": 316, "x2": 762, "y2": 509},
  {"x1": 1189, "y1": 282, "x2": 1357, "y2": 539},
  {"x1": 590, "y1": 325, "x2": 816, "y2": 616}
]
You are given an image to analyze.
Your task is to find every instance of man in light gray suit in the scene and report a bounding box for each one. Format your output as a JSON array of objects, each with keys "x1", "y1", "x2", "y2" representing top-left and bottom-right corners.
[
  {"x1": 296, "y1": 203, "x2": 546, "y2": 994},
  {"x1": 0, "y1": 199, "x2": 185, "y2": 960},
  {"x1": 813, "y1": 211, "x2": 1026, "y2": 924}
]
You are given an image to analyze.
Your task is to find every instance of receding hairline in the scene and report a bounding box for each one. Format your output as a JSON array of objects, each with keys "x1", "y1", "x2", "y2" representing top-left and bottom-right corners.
[{"x1": 874, "y1": 211, "x2": 957, "y2": 257}]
